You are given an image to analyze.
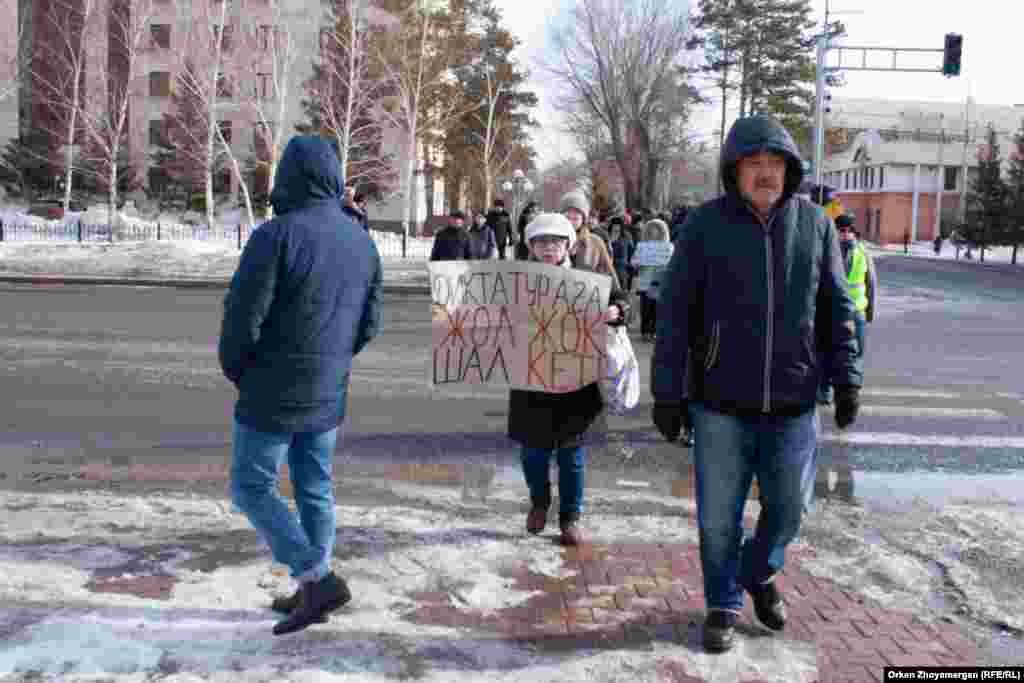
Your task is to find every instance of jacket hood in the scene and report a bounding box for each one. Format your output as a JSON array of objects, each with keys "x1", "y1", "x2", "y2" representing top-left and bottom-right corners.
[
  {"x1": 720, "y1": 114, "x2": 804, "y2": 204},
  {"x1": 270, "y1": 135, "x2": 344, "y2": 214}
]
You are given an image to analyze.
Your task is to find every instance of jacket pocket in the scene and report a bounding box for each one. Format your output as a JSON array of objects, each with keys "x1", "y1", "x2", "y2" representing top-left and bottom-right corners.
[{"x1": 704, "y1": 321, "x2": 721, "y2": 373}]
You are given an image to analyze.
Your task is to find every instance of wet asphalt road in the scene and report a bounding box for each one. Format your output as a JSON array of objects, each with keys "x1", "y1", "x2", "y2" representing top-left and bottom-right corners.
[{"x1": 1, "y1": 252, "x2": 1022, "y2": 504}]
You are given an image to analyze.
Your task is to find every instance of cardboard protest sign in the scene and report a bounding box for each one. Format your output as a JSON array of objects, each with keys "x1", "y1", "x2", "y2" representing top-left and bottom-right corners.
[
  {"x1": 429, "y1": 261, "x2": 612, "y2": 393},
  {"x1": 633, "y1": 241, "x2": 674, "y2": 267}
]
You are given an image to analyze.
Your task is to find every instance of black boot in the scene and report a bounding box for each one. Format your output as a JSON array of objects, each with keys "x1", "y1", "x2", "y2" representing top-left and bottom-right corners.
[
  {"x1": 742, "y1": 578, "x2": 786, "y2": 631},
  {"x1": 702, "y1": 609, "x2": 738, "y2": 653},
  {"x1": 272, "y1": 572, "x2": 351, "y2": 636},
  {"x1": 270, "y1": 589, "x2": 329, "y2": 622}
]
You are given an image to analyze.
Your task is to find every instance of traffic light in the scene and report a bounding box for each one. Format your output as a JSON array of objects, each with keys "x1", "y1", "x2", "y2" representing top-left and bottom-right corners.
[{"x1": 942, "y1": 33, "x2": 963, "y2": 77}]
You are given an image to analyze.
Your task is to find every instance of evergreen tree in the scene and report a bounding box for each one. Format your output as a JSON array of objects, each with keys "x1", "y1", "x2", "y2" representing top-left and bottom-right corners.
[
  {"x1": 0, "y1": 132, "x2": 61, "y2": 200},
  {"x1": 1005, "y1": 118, "x2": 1024, "y2": 265},
  {"x1": 962, "y1": 125, "x2": 1008, "y2": 263}
]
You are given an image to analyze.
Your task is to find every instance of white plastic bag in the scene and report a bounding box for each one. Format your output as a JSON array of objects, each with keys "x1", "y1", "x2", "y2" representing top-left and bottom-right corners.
[{"x1": 601, "y1": 325, "x2": 640, "y2": 415}]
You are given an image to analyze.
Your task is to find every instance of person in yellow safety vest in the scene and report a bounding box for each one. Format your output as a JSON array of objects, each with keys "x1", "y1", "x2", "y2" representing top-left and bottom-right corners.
[{"x1": 818, "y1": 214, "x2": 876, "y2": 405}]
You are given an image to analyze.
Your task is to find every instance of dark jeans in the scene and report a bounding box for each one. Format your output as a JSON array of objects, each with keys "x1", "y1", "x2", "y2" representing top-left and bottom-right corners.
[
  {"x1": 497, "y1": 243, "x2": 507, "y2": 260},
  {"x1": 818, "y1": 311, "x2": 866, "y2": 402},
  {"x1": 520, "y1": 445, "x2": 585, "y2": 520},
  {"x1": 639, "y1": 292, "x2": 658, "y2": 336},
  {"x1": 691, "y1": 402, "x2": 818, "y2": 611}
]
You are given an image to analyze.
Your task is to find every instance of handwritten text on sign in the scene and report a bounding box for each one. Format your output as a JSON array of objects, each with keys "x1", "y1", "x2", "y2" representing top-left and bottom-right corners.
[{"x1": 429, "y1": 261, "x2": 612, "y2": 393}]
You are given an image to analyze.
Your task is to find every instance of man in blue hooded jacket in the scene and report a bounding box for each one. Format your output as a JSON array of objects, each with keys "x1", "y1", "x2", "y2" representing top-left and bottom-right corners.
[
  {"x1": 219, "y1": 135, "x2": 383, "y2": 636},
  {"x1": 651, "y1": 114, "x2": 863, "y2": 653}
]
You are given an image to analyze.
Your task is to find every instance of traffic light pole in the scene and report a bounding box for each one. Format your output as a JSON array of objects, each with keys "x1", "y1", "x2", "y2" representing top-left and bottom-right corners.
[{"x1": 812, "y1": 36, "x2": 961, "y2": 202}]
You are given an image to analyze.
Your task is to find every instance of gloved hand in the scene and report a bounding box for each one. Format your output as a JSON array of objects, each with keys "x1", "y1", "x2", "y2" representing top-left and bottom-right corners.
[
  {"x1": 653, "y1": 400, "x2": 690, "y2": 442},
  {"x1": 833, "y1": 385, "x2": 860, "y2": 430}
]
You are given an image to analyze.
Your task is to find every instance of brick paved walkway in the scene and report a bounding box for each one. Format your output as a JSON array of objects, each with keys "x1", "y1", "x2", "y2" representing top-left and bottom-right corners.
[{"x1": 406, "y1": 540, "x2": 979, "y2": 683}]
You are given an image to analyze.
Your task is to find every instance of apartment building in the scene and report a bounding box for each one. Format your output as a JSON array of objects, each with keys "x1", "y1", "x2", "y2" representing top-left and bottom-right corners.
[
  {"x1": 821, "y1": 97, "x2": 1023, "y2": 245},
  {"x1": 13, "y1": 0, "x2": 434, "y2": 230}
]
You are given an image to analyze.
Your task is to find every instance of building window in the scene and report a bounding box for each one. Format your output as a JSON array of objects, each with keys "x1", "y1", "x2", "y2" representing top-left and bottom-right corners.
[
  {"x1": 255, "y1": 73, "x2": 274, "y2": 100},
  {"x1": 213, "y1": 24, "x2": 233, "y2": 51},
  {"x1": 150, "y1": 23, "x2": 171, "y2": 49},
  {"x1": 944, "y1": 166, "x2": 958, "y2": 191},
  {"x1": 149, "y1": 71, "x2": 171, "y2": 97},
  {"x1": 218, "y1": 120, "x2": 232, "y2": 145},
  {"x1": 879, "y1": 166, "x2": 885, "y2": 189},
  {"x1": 875, "y1": 208, "x2": 881, "y2": 239},
  {"x1": 148, "y1": 119, "x2": 165, "y2": 147},
  {"x1": 257, "y1": 25, "x2": 276, "y2": 50}
]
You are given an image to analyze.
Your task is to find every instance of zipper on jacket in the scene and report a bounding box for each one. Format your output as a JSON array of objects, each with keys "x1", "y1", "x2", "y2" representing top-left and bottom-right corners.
[{"x1": 763, "y1": 223, "x2": 774, "y2": 413}]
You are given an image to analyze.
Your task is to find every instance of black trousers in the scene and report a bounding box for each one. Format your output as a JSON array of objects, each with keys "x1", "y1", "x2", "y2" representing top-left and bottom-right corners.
[{"x1": 640, "y1": 292, "x2": 658, "y2": 336}]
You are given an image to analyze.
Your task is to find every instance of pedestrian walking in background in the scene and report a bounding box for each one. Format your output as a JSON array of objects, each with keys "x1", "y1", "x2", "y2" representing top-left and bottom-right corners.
[
  {"x1": 818, "y1": 215, "x2": 876, "y2": 405},
  {"x1": 467, "y1": 211, "x2": 497, "y2": 260},
  {"x1": 342, "y1": 187, "x2": 369, "y2": 231},
  {"x1": 560, "y1": 191, "x2": 620, "y2": 289},
  {"x1": 485, "y1": 198, "x2": 512, "y2": 260},
  {"x1": 219, "y1": 135, "x2": 384, "y2": 636},
  {"x1": 429, "y1": 210, "x2": 471, "y2": 261},
  {"x1": 631, "y1": 218, "x2": 672, "y2": 344},
  {"x1": 514, "y1": 201, "x2": 539, "y2": 260},
  {"x1": 508, "y1": 213, "x2": 631, "y2": 546},
  {"x1": 608, "y1": 218, "x2": 634, "y2": 293},
  {"x1": 651, "y1": 114, "x2": 862, "y2": 654}
]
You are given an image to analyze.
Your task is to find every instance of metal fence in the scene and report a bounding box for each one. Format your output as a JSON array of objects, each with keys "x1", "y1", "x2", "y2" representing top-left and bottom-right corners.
[{"x1": 0, "y1": 218, "x2": 434, "y2": 260}]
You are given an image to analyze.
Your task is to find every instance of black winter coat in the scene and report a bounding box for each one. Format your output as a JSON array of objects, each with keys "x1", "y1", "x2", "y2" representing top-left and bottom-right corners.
[
  {"x1": 507, "y1": 274, "x2": 631, "y2": 449},
  {"x1": 485, "y1": 208, "x2": 511, "y2": 246},
  {"x1": 429, "y1": 225, "x2": 471, "y2": 261},
  {"x1": 218, "y1": 135, "x2": 383, "y2": 433}
]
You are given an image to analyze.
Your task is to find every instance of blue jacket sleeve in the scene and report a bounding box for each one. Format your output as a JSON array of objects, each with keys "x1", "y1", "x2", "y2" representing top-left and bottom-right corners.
[
  {"x1": 820, "y1": 220, "x2": 863, "y2": 388},
  {"x1": 651, "y1": 213, "x2": 703, "y2": 402},
  {"x1": 354, "y1": 242, "x2": 384, "y2": 356},
  {"x1": 218, "y1": 226, "x2": 280, "y2": 386}
]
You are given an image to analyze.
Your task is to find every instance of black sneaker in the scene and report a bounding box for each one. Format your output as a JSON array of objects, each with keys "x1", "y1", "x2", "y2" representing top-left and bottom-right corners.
[
  {"x1": 702, "y1": 609, "x2": 738, "y2": 653},
  {"x1": 270, "y1": 589, "x2": 329, "y2": 622},
  {"x1": 743, "y1": 579, "x2": 786, "y2": 631}
]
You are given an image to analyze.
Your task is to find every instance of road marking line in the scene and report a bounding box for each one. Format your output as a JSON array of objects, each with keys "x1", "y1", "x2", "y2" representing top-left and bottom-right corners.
[
  {"x1": 855, "y1": 405, "x2": 1005, "y2": 420},
  {"x1": 820, "y1": 432, "x2": 1024, "y2": 448},
  {"x1": 859, "y1": 388, "x2": 960, "y2": 399}
]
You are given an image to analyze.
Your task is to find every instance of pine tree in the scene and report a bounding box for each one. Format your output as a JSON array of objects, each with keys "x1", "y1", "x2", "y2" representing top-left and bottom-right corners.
[
  {"x1": 962, "y1": 125, "x2": 1008, "y2": 263},
  {"x1": 0, "y1": 132, "x2": 61, "y2": 200},
  {"x1": 1005, "y1": 118, "x2": 1024, "y2": 265}
]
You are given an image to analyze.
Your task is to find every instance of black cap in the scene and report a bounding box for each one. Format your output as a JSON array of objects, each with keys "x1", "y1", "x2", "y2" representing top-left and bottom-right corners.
[{"x1": 835, "y1": 214, "x2": 855, "y2": 229}]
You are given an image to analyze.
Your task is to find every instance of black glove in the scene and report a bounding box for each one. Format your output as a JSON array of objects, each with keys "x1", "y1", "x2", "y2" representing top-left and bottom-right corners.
[
  {"x1": 833, "y1": 385, "x2": 860, "y2": 430},
  {"x1": 653, "y1": 400, "x2": 689, "y2": 442}
]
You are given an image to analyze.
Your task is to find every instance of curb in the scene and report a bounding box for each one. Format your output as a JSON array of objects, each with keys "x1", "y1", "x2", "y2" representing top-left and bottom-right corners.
[{"x1": 0, "y1": 273, "x2": 431, "y2": 295}]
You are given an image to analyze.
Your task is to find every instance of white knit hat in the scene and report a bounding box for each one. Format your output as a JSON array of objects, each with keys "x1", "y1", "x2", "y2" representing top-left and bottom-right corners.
[
  {"x1": 525, "y1": 212, "x2": 576, "y2": 252},
  {"x1": 559, "y1": 190, "x2": 590, "y2": 218}
]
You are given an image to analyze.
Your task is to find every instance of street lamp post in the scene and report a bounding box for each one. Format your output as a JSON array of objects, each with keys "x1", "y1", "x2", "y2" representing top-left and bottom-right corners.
[{"x1": 501, "y1": 169, "x2": 534, "y2": 248}]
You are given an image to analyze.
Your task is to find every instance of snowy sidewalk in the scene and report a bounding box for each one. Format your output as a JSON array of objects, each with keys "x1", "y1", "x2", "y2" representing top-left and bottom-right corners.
[{"x1": 0, "y1": 476, "x2": 987, "y2": 682}]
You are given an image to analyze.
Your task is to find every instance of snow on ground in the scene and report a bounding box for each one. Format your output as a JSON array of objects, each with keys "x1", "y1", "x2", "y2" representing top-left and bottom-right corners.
[
  {"x1": 870, "y1": 240, "x2": 1022, "y2": 266},
  {"x1": 0, "y1": 489, "x2": 822, "y2": 682}
]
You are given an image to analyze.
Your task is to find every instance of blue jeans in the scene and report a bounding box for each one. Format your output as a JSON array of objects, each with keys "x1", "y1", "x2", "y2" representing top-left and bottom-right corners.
[
  {"x1": 520, "y1": 446, "x2": 584, "y2": 521},
  {"x1": 691, "y1": 402, "x2": 818, "y2": 611},
  {"x1": 818, "y1": 312, "x2": 866, "y2": 401},
  {"x1": 230, "y1": 419, "x2": 338, "y2": 582}
]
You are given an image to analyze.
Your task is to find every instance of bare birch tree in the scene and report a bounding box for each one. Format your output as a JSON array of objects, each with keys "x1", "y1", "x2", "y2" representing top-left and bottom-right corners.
[
  {"x1": 170, "y1": 0, "x2": 232, "y2": 227},
  {"x1": 30, "y1": 0, "x2": 104, "y2": 212},
  {"x1": 469, "y1": 66, "x2": 514, "y2": 209},
  {"x1": 304, "y1": 0, "x2": 395, "y2": 194},
  {"x1": 78, "y1": 0, "x2": 158, "y2": 233}
]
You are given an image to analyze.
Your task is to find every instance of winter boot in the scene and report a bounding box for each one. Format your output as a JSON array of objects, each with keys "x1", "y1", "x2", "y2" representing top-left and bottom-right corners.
[
  {"x1": 272, "y1": 571, "x2": 351, "y2": 636},
  {"x1": 702, "y1": 609, "x2": 739, "y2": 653},
  {"x1": 270, "y1": 589, "x2": 329, "y2": 623},
  {"x1": 559, "y1": 516, "x2": 584, "y2": 546},
  {"x1": 742, "y1": 578, "x2": 786, "y2": 631}
]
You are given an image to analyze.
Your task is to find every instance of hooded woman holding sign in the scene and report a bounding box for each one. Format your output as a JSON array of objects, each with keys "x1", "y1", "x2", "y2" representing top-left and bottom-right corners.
[
  {"x1": 631, "y1": 219, "x2": 674, "y2": 343},
  {"x1": 507, "y1": 213, "x2": 632, "y2": 546}
]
